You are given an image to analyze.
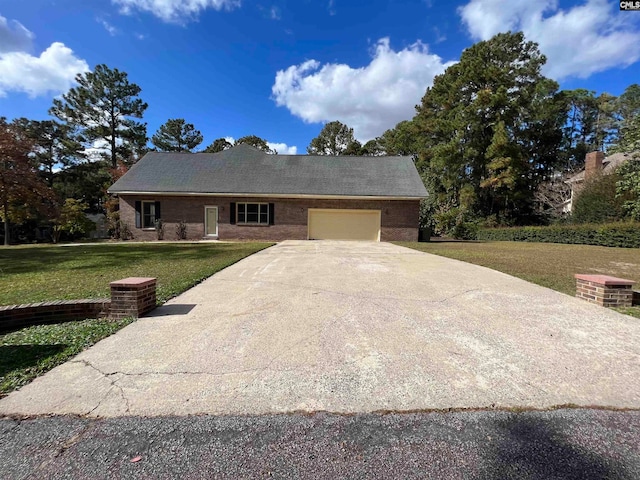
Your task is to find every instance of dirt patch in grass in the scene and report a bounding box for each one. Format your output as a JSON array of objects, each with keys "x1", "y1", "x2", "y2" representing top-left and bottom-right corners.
[{"x1": 397, "y1": 240, "x2": 640, "y2": 319}]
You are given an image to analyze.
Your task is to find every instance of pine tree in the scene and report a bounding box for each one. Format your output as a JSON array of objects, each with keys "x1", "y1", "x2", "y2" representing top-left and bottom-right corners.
[
  {"x1": 50, "y1": 64, "x2": 148, "y2": 168},
  {"x1": 151, "y1": 118, "x2": 203, "y2": 152}
]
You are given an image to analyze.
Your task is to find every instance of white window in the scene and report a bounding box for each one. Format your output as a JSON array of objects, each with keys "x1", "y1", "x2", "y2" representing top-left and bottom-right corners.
[
  {"x1": 237, "y1": 203, "x2": 269, "y2": 225},
  {"x1": 142, "y1": 201, "x2": 157, "y2": 228}
]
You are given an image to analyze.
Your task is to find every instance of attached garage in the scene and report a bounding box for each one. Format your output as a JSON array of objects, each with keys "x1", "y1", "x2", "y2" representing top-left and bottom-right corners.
[
  {"x1": 308, "y1": 209, "x2": 381, "y2": 241},
  {"x1": 109, "y1": 144, "x2": 428, "y2": 242}
]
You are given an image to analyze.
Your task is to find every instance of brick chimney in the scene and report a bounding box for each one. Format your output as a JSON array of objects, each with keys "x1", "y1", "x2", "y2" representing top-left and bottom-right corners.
[{"x1": 585, "y1": 151, "x2": 604, "y2": 180}]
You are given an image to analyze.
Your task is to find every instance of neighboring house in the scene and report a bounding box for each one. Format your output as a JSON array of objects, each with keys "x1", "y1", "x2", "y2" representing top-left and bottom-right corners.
[
  {"x1": 563, "y1": 151, "x2": 633, "y2": 212},
  {"x1": 107, "y1": 144, "x2": 427, "y2": 242},
  {"x1": 86, "y1": 213, "x2": 108, "y2": 239}
]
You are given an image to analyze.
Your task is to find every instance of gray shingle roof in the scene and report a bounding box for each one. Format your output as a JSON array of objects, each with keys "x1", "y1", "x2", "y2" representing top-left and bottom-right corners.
[
  {"x1": 108, "y1": 144, "x2": 427, "y2": 198},
  {"x1": 566, "y1": 152, "x2": 634, "y2": 184}
]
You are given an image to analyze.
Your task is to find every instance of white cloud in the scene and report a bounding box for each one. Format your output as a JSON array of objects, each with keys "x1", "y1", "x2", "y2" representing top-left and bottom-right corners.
[
  {"x1": 0, "y1": 15, "x2": 34, "y2": 53},
  {"x1": 272, "y1": 37, "x2": 454, "y2": 141},
  {"x1": 83, "y1": 139, "x2": 110, "y2": 163},
  {"x1": 267, "y1": 142, "x2": 297, "y2": 154},
  {"x1": 432, "y1": 26, "x2": 446, "y2": 44},
  {"x1": 98, "y1": 18, "x2": 119, "y2": 36},
  {"x1": 269, "y1": 6, "x2": 281, "y2": 20},
  {"x1": 226, "y1": 136, "x2": 297, "y2": 154},
  {"x1": 0, "y1": 42, "x2": 89, "y2": 98},
  {"x1": 458, "y1": 0, "x2": 640, "y2": 79},
  {"x1": 112, "y1": 0, "x2": 241, "y2": 23},
  {"x1": 328, "y1": 0, "x2": 336, "y2": 16}
]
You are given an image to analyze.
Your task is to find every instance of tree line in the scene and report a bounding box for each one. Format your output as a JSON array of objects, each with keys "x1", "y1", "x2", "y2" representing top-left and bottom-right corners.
[
  {"x1": 0, "y1": 64, "x2": 280, "y2": 244},
  {"x1": 305, "y1": 32, "x2": 640, "y2": 235},
  {"x1": 1, "y1": 31, "x2": 639, "y2": 244}
]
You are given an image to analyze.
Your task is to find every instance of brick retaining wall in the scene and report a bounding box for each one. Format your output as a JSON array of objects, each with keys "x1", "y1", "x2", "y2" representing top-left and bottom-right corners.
[
  {"x1": 0, "y1": 299, "x2": 110, "y2": 333},
  {"x1": 0, "y1": 277, "x2": 159, "y2": 332}
]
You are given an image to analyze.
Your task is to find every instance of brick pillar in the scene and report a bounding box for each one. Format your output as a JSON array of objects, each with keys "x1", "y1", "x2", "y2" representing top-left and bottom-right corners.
[
  {"x1": 584, "y1": 151, "x2": 604, "y2": 181},
  {"x1": 575, "y1": 274, "x2": 635, "y2": 308},
  {"x1": 109, "y1": 277, "x2": 157, "y2": 320}
]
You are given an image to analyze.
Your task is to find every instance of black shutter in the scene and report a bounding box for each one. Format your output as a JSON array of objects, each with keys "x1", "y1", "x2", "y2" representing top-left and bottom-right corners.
[
  {"x1": 269, "y1": 203, "x2": 274, "y2": 225},
  {"x1": 154, "y1": 201, "x2": 161, "y2": 221},
  {"x1": 230, "y1": 202, "x2": 236, "y2": 225},
  {"x1": 135, "y1": 201, "x2": 141, "y2": 228}
]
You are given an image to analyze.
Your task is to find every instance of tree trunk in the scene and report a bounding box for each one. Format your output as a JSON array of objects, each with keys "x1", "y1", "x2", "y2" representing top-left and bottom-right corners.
[
  {"x1": 3, "y1": 201, "x2": 9, "y2": 246},
  {"x1": 111, "y1": 134, "x2": 117, "y2": 169},
  {"x1": 48, "y1": 145, "x2": 54, "y2": 187},
  {"x1": 110, "y1": 107, "x2": 117, "y2": 168}
]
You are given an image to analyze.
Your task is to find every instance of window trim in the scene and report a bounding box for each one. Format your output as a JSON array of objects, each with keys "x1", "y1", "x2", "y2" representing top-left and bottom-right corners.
[
  {"x1": 141, "y1": 200, "x2": 157, "y2": 229},
  {"x1": 236, "y1": 202, "x2": 269, "y2": 225}
]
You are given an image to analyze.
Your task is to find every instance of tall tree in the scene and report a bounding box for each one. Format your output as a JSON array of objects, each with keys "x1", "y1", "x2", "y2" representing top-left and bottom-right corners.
[
  {"x1": 204, "y1": 138, "x2": 233, "y2": 153},
  {"x1": 379, "y1": 120, "x2": 421, "y2": 156},
  {"x1": 594, "y1": 93, "x2": 618, "y2": 151},
  {"x1": 50, "y1": 64, "x2": 148, "y2": 168},
  {"x1": 561, "y1": 89, "x2": 599, "y2": 170},
  {"x1": 361, "y1": 139, "x2": 384, "y2": 156},
  {"x1": 14, "y1": 119, "x2": 84, "y2": 186},
  {"x1": 344, "y1": 139, "x2": 363, "y2": 155},
  {"x1": 0, "y1": 118, "x2": 55, "y2": 245},
  {"x1": 613, "y1": 84, "x2": 640, "y2": 152},
  {"x1": 235, "y1": 135, "x2": 275, "y2": 153},
  {"x1": 307, "y1": 121, "x2": 356, "y2": 155},
  {"x1": 151, "y1": 118, "x2": 203, "y2": 152},
  {"x1": 612, "y1": 84, "x2": 640, "y2": 220},
  {"x1": 415, "y1": 31, "x2": 566, "y2": 225}
]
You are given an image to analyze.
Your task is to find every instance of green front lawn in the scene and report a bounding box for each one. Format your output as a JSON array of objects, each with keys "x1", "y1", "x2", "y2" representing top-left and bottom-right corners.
[
  {"x1": 0, "y1": 242, "x2": 273, "y2": 306},
  {"x1": 0, "y1": 241, "x2": 272, "y2": 396},
  {"x1": 397, "y1": 240, "x2": 640, "y2": 318},
  {"x1": 1, "y1": 318, "x2": 134, "y2": 396}
]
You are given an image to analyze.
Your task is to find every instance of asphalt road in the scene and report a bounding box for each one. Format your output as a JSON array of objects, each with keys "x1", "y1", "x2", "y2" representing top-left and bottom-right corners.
[{"x1": 1, "y1": 409, "x2": 639, "y2": 479}]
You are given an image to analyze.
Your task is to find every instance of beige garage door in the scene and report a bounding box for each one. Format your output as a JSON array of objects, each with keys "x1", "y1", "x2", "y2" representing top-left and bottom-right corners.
[{"x1": 308, "y1": 209, "x2": 381, "y2": 241}]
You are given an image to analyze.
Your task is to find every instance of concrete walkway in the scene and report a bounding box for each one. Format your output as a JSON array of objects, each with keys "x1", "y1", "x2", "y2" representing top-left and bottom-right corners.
[{"x1": 1, "y1": 240, "x2": 639, "y2": 417}]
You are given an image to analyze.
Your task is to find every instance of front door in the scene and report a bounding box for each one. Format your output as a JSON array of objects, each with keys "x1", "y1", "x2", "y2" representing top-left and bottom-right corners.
[{"x1": 205, "y1": 207, "x2": 218, "y2": 236}]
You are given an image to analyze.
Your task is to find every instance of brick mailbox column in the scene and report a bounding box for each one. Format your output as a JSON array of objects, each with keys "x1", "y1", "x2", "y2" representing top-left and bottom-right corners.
[
  {"x1": 109, "y1": 277, "x2": 157, "y2": 319},
  {"x1": 575, "y1": 274, "x2": 635, "y2": 308}
]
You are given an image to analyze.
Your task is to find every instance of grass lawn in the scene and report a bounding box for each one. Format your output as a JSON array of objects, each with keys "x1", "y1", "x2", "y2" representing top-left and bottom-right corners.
[
  {"x1": 0, "y1": 242, "x2": 272, "y2": 306},
  {"x1": 1, "y1": 318, "x2": 134, "y2": 396},
  {"x1": 397, "y1": 240, "x2": 640, "y2": 319},
  {"x1": 0, "y1": 241, "x2": 272, "y2": 396}
]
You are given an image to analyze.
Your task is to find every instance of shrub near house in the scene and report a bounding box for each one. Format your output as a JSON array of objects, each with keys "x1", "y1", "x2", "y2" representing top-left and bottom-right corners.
[{"x1": 477, "y1": 223, "x2": 640, "y2": 248}]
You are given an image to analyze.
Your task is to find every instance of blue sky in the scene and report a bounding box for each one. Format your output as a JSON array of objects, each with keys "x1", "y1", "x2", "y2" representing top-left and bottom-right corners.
[{"x1": 1, "y1": 0, "x2": 639, "y2": 154}]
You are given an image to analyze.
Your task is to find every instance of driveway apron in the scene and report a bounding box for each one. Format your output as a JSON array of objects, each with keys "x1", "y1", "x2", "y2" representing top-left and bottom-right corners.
[{"x1": 1, "y1": 240, "x2": 639, "y2": 417}]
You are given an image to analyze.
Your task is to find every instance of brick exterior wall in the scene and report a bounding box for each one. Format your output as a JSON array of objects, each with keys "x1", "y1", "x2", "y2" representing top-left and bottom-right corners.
[
  {"x1": 0, "y1": 299, "x2": 110, "y2": 333},
  {"x1": 119, "y1": 195, "x2": 420, "y2": 242}
]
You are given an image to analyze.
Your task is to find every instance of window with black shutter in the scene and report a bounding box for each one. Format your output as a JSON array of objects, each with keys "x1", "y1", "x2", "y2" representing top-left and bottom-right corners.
[
  {"x1": 140, "y1": 201, "x2": 160, "y2": 228},
  {"x1": 234, "y1": 202, "x2": 270, "y2": 225}
]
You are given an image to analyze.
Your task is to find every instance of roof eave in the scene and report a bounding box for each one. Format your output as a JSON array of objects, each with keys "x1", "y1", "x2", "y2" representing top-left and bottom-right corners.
[{"x1": 107, "y1": 190, "x2": 427, "y2": 200}]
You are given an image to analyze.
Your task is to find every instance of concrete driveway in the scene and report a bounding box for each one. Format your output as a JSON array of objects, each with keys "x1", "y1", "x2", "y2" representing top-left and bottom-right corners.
[{"x1": 1, "y1": 240, "x2": 639, "y2": 417}]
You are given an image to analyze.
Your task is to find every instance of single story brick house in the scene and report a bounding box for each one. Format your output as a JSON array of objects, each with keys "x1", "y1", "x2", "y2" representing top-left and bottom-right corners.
[{"x1": 107, "y1": 144, "x2": 427, "y2": 242}]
